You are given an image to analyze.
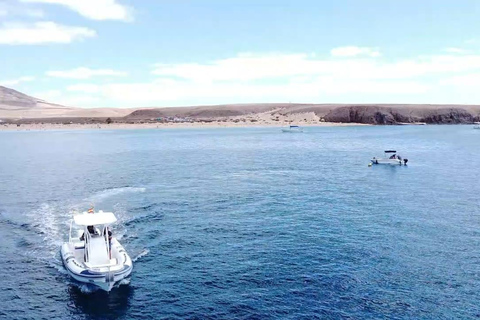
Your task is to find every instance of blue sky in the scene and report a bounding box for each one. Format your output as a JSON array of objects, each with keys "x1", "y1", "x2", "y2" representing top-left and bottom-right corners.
[{"x1": 1, "y1": 0, "x2": 480, "y2": 108}]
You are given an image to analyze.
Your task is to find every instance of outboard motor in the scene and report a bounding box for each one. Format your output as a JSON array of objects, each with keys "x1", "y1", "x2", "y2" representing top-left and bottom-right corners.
[{"x1": 403, "y1": 159, "x2": 408, "y2": 165}]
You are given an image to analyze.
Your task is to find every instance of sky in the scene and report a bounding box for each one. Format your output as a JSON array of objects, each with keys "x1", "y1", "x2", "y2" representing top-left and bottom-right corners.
[{"x1": 1, "y1": 0, "x2": 480, "y2": 108}]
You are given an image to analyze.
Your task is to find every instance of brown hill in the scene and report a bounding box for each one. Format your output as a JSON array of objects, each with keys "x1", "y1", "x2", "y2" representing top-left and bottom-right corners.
[
  {"x1": 125, "y1": 103, "x2": 480, "y2": 124},
  {"x1": 0, "y1": 85, "x2": 76, "y2": 119},
  {"x1": 125, "y1": 103, "x2": 288, "y2": 119},
  {"x1": 2, "y1": 86, "x2": 480, "y2": 124},
  {"x1": 0, "y1": 86, "x2": 133, "y2": 119}
]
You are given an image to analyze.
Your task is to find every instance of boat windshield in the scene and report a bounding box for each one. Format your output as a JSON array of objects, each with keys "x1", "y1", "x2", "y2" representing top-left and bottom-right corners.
[{"x1": 69, "y1": 222, "x2": 84, "y2": 242}]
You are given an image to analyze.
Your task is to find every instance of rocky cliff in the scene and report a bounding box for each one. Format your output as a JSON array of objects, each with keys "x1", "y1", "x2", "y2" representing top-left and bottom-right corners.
[{"x1": 322, "y1": 105, "x2": 480, "y2": 124}]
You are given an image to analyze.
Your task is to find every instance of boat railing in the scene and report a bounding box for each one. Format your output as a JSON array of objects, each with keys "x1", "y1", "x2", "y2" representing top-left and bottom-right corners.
[
  {"x1": 84, "y1": 230, "x2": 91, "y2": 262},
  {"x1": 103, "y1": 227, "x2": 111, "y2": 260}
]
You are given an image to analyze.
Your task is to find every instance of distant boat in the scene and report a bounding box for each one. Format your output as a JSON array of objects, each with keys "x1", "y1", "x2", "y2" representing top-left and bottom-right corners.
[
  {"x1": 371, "y1": 150, "x2": 408, "y2": 165},
  {"x1": 281, "y1": 125, "x2": 303, "y2": 133},
  {"x1": 474, "y1": 122, "x2": 480, "y2": 129}
]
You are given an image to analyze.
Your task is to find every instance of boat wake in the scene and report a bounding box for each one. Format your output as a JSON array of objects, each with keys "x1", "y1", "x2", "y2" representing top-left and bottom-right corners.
[
  {"x1": 133, "y1": 249, "x2": 150, "y2": 262},
  {"x1": 84, "y1": 187, "x2": 146, "y2": 203},
  {"x1": 117, "y1": 278, "x2": 131, "y2": 286},
  {"x1": 74, "y1": 277, "x2": 131, "y2": 294},
  {"x1": 76, "y1": 283, "x2": 102, "y2": 294},
  {"x1": 25, "y1": 203, "x2": 69, "y2": 251}
]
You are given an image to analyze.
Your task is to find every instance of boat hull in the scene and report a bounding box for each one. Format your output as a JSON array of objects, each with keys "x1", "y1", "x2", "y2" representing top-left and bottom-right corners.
[
  {"x1": 371, "y1": 158, "x2": 404, "y2": 165},
  {"x1": 61, "y1": 239, "x2": 133, "y2": 291},
  {"x1": 281, "y1": 128, "x2": 303, "y2": 133}
]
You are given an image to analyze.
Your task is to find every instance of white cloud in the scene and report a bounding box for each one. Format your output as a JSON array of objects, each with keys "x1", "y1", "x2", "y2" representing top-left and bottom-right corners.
[
  {"x1": 153, "y1": 53, "x2": 316, "y2": 82},
  {"x1": 0, "y1": 2, "x2": 45, "y2": 18},
  {"x1": 47, "y1": 67, "x2": 127, "y2": 79},
  {"x1": 95, "y1": 51, "x2": 480, "y2": 106},
  {"x1": 67, "y1": 83, "x2": 101, "y2": 93},
  {"x1": 152, "y1": 52, "x2": 480, "y2": 84},
  {"x1": 330, "y1": 46, "x2": 381, "y2": 57},
  {"x1": 0, "y1": 21, "x2": 95, "y2": 45},
  {"x1": 101, "y1": 79, "x2": 427, "y2": 104},
  {"x1": 32, "y1": 48, "x2": 480, "y2": 108},
  {"x1": 20, "y1": 0, "x2": 132, "y2": 21},
  {"x1": 56, "y1": 76, "x2": 428, "y2": 108},
  {"x1": 444, "y1": 47, "x2": 469, "y2": 54},
  {"x1": 440, "y1": 73, "x2": 480, "y2": 87},
  {"x1": 0, "y1": 76, "x2": 35, "y2": 86}
]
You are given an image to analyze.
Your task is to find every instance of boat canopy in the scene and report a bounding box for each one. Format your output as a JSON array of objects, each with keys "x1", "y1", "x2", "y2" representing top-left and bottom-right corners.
[
  {"x1": 290, "y1": 125, "x2": 299, "y2": 128},
  {"x1": 384, "y1": 150, "x2": 397, "y2": 153},
  {"x1": 74, "y1": 211, "x2": 117, "y2": 226}
]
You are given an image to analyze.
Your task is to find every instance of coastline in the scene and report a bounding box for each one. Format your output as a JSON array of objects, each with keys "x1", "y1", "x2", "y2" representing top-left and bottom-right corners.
[{"x1": 0, "y1": 121, "x2": 366, "y2": 131}]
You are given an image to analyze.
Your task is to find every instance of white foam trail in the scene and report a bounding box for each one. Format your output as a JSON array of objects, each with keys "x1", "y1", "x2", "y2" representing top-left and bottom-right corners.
[
  {"x1": 77, "y1": 283, "x2": 101, "y2": 294},
  {"x1": 25, "y1": 203, "x2": 70, "y2": 257},
  {"x1": 133, "y1": 248, "x2": 149, "y2": 262},
  {"x1": 51, "y1": 262, "x2": 68, "y2": 275},
  {"x1": 117, "y1": 278, "x2": 131, "y2": 286},
  {"x1": 85, "y1": 187, "x2": 146, "y2": 203}
]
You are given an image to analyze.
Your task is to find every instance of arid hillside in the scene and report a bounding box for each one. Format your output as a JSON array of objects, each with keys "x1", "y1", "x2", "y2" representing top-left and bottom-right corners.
[{"x1": 2, "y1": 86, "x2": 480, "y2": 124}]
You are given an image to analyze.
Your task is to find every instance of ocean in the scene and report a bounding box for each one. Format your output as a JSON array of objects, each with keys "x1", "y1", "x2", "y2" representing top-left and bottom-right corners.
[{"x1": 0, "y1": 125, "x2": 479, "y2": 319}]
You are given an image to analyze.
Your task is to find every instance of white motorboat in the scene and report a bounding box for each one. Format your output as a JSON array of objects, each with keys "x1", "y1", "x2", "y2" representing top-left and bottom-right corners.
[
  {"x1": 474, "y1": 122, "x2": 480, "y2": 129},
  {"x1": 61, "y1": 210, "x2": 133, "y2": 291},
  {"x1": 371, "y1": 150, "x2": 408, "y2": 165},
  {"x1": 282, "y1": 125, "x2": 303, "y2": 133}
]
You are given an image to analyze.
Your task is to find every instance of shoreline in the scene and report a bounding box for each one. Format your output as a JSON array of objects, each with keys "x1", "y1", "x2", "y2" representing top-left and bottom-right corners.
[{"x1": 0, "y1": 121, "x2": 368, "y2": 131}]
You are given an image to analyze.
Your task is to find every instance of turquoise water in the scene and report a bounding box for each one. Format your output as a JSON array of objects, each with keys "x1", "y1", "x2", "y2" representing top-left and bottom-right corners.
[{"x1": 0, "y1": 126, "x2": 479, "y2": 319}]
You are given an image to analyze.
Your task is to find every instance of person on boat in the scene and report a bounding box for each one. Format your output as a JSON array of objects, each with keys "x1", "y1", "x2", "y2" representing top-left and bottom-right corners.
[
  {"x1": 80, "y1": 225, "x2": 97, "y2": 240},
  {"x1": 389, "y1": 154, "x2": 396, "y2": 159},
  {"x1": 104, "y1": 227, "x2": 112, "y2": 241}
]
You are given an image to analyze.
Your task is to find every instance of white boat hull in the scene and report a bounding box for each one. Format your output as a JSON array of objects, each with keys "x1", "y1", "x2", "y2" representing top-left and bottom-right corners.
[
  {"x1": 371, "y1": 158, "x2": 404, "y2": 165},
  {"x1": 282, "y1": 128, "x2": 303, "y2": 133},
  {"x1": 61, "y1": 238, "x2": 133, "y2": 291}
]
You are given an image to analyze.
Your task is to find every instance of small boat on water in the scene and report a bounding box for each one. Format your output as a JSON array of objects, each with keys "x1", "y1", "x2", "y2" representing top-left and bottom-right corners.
[
  {"x1": 61, "y1": 210, "x2": 133, "y2": 291},
  {"x1": 282, "y1": 125, "x2": 303, "y2": 133},
  {"x1": 474, "y1": 122, "x2": 480, "y2": 129},
  {"x1": 371, "y1": 150, "x2": 408, "y2": 166}
]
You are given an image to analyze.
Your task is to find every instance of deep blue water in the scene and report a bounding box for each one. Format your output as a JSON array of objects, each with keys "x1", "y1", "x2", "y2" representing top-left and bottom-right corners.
[{"x1": 0, "y1": 125, "x2": 479, "y2": 319}]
